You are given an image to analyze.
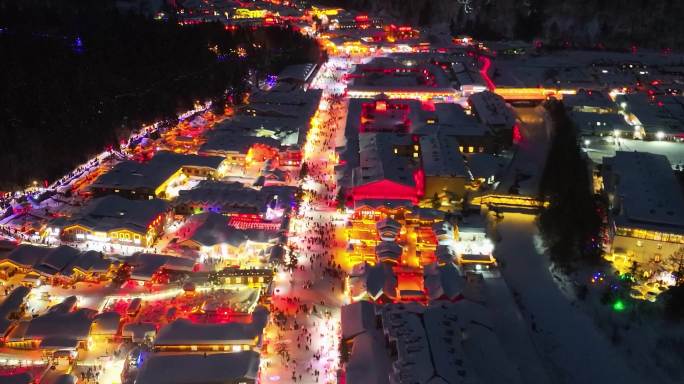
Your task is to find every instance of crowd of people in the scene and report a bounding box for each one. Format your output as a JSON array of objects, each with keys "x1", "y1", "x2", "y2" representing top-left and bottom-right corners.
[{"x1": 264, "y1": 90, "x2": 348, "y2": 383}]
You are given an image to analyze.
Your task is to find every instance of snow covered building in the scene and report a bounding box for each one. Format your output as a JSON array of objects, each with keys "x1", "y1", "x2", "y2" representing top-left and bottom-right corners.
[
  {"x1": 126, "y1": 252, "x2": 195, "y2": 282},
  {"x1": 423, "y1": 262, "x2": 465, "y2": 301},
  {"x1": 615, "y1": 93, "x2": 684, "y2": 139},
  {"x1": 152, "y1": 306, "x2": 268, "y2": 353},
  {"x1": 276, "y1": 64, "x2": 319, "y2": 87},
  {"x1": 91, "y1": 151, "x2": 228, "y2": 200},
  {"x1": 134, "y1": 351, "x2": 260, "y2": 384},
  {"x1": 348, "y1": 262, "x2": 398, "y2": 303},
  {"x1": 173, "y1": 181, "x2": 295, "y2": 219},
  {"x1": 602, "y1": 151, "x2": 684, "y2": 274},
  {"x1": 48, "y1": 195, "x2": 169, "y2": 248},
  {"x1": 351, "y1": 133, "x2": 423, "y2": 205},
  {"x1": 177, "y1": 212, "x2": 277, "y2": 264},
  {"x1": 346, "y1": 57, "x2": 458, "y2": 101},
  {"x1": 5, "y1": 296, "x2": 95, "y2": 351},
  {"x1": 341, "y1": 301, "x2": 523, "y2": 384},
  {"x1": 0, "y1": 286, "x2": 30, "y2": 342},
  {"x1": 0, "y1": 245, "x2": 113, "y2": 283},
  {"x1": 468, "y1": 91, "x2": 517, "y2": 148},
  {"x1": 198, "y1": 133, "x2": 282, "y2": 166},
  {"x1": 564, "y1": 89, "x2": 628, "y2": 136},
  {"x1": 419, "y1": 134, "x2": 469, "y2": 200},
  {"x1": 564, "y1": 89, "x2": 618, "y2": 114}
]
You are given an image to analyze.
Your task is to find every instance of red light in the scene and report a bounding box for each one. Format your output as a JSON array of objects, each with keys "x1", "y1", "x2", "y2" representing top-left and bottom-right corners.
[
  {"x1": 651, "y1": 80, "x2": 660, "y2": 86},
  {"x1": 479, "y1": 56, "x2": 496, "y2": 91},
  {"x1": 355, "y1": 15, "x2": 369, "y2": 22},
  {"x1": 413, "y1": 168, "x2": 425, "y2": 198},
  {"x1": 421, "y1": 100, "x2": 435, "y2": 112},
  {"x1": 513, "y1": 124, "x2": 523, "y2": 143}
]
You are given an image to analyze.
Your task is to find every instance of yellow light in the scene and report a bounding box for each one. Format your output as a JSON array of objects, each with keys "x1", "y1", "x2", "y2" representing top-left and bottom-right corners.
[
  {"x1": 245, "y1": 147, "x2": 254, "y2": 165},
  {"x1": 234, "y1": 8, "x2": 267, "y2": 19}
]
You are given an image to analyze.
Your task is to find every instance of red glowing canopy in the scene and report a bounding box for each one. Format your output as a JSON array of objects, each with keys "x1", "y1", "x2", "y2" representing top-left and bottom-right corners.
[{"x1": 352, "y1": 180, "x2": 418, "y2": 203}]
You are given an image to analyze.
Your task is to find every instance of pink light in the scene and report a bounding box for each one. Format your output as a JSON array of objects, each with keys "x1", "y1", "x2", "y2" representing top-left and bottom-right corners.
[
  {"x1": 413, "y1": 168, "x2": 425, "y2": 198},
  {"x1": 479, "y1": 56, "x2": 496, "y2": 91},
  {"x1": 513, "y1": 124, "x2": 523, "y2": 143}
]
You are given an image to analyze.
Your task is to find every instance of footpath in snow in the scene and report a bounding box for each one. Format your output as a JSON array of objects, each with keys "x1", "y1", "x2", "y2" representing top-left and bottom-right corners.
[{"x1": 492, "y1": 213, "x2": 647, "y2": 384}]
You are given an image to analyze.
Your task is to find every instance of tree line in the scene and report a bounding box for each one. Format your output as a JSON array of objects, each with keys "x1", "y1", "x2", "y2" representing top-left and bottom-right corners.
[
  {"x1": 538, "y1": 100, "x2": 603, "y2": 271},
  {"x1": 0, "y1": 0, "x2": 321, "y2": 190}
]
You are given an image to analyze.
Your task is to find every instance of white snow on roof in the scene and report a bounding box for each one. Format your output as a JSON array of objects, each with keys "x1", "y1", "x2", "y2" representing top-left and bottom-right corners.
[
  {"x1": 353, "y1": 133, "x2": 416, "y2": 187},
  {"x1": 346, "y1": 331, "x2": 391, "y2": 384},
  {"x1": 342, "y1": 299, "x2": 525, "y2": 384},
  {"x1": 420, "y1": 134, "x2": 468, "y2": 178},
  {"x1": 468, "y1": 91, "x2": 516, "y2": 128},
  {"x1": 603, "y1": 151, "x2": 684, "y2": 230},
  {"x1": 153, "y1": 314, "x2": 267, "y2": 346},
  {"x1": 341, "y1": 300, "x2": 377, "y2": 340},
  {"x1": 135, "y1": 351, "x2": 259, "y2": 384}
]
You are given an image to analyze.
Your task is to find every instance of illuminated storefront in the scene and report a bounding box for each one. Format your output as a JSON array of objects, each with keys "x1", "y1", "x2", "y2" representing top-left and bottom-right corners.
[
  {"x1": 347, "y1": 89, "x2": 460, "y2": 102},
  {"x1": 494, "y1": 87, "x2": 576, "y2": 101},
  {"x1": 233, "y1": 8, "x2": 268, "y2": 19},
  {"x1": 58, "y1": 212, "x2": 168, "y2": 248},
  {"x1": 344, "y1": 206, "x2": 441, "y2": 268}
]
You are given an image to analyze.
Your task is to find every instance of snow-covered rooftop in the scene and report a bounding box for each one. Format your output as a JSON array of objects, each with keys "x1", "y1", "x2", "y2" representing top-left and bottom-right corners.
[
  {"x1": 92, "y1": 151, "x2": 225, "y2": 191},
  {"x1": 468, "y1": 91, "x2": 516, "y2": 128},
  {"x1": 135, "y1": 351, "x2": 259, "y2": 384},
  {"x1": 603, "y1": 151, "x2": 684, "y2": 231},
  {"x1": 153, "y1": 312, "x2": 268, "y2": 346},
  {"x1": 352, "y1": 133, "x2": 416, "y2": 188},
  {"x1": 419, "y1": 134, "x2": 468, "y2": 178}
]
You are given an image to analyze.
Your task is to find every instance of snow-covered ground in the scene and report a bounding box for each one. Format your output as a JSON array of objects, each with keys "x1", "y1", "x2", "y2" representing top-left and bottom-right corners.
[
  {"x1": 547, "y1": 243, "x2": 684, "y2": 384},
  {"x1": 491, "y1": 213, "x2": 650, "y2": 384},
  {"x1": 483, "y1": 277, "x2": 553, "y2": 383},
  {"x1": 497, "y1": 106, "x2": 550, "y2": 195},
  {"x1": 584, "y1": 136, "x2": 684, "y2": 168}
]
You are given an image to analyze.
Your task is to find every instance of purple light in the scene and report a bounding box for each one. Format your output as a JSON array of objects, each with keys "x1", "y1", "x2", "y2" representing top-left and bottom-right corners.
[{"x1": 266, "y1": 75, "x2": 278, "y2": 88}]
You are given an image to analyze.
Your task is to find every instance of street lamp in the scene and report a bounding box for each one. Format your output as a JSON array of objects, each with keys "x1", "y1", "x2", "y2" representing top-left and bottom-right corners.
[{"x1": 656, "y1": 131, "x2": 665, "y2": 140}]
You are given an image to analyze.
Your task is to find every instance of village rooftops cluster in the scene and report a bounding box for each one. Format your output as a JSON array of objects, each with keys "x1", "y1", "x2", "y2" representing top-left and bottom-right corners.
[
  {"x1": 341, "y1": 298, "x2": 523, "y2": 384},
  {"x1": 91, "y1": 151, "x2": 226, "y2": 198},
  {"x1": 0, "y1": 245, "x2": 112, "y2": 281}
]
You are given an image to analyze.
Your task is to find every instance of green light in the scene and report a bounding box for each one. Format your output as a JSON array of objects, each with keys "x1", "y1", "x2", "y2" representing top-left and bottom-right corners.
[{"x1": 612, "y1": 299, "x2": 626, "y2": 312}]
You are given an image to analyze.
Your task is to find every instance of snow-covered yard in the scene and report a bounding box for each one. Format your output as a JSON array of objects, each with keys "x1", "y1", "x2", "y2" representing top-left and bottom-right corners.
[{"x1": 491, "y1": 213, "x2": 651, "y2": 384}]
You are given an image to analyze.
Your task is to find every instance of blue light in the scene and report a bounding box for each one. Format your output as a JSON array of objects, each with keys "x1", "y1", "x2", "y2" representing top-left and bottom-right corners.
[
  {"x1": 266, "y1": 75, "x2": 278, "y2": 88},
  {"x1": 72, "y1": 36, "x2": 84, "y2": 54}
]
